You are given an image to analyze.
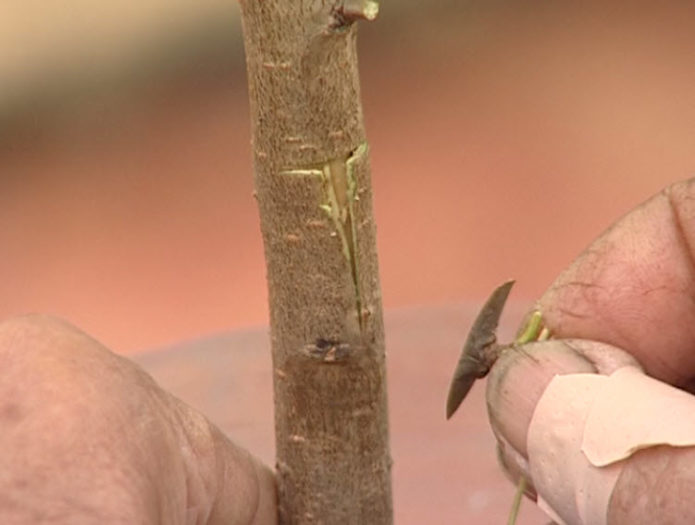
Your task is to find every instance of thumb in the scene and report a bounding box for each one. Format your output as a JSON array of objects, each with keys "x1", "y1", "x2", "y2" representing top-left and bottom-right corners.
[
  {"x1": 205, "y1": 423, "x2": 277, "y2": 525},
  {"x1": 486, "y1": 339, "x2": 695, "y2": 525},
  {"x1": 170, "y1": 398, "x2": 278, "y2": 525}
]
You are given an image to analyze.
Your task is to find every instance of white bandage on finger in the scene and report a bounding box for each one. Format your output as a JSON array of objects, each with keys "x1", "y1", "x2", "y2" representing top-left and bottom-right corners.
[{"x1": 527, "y1": 366, "x2": 695, "y2": 525}]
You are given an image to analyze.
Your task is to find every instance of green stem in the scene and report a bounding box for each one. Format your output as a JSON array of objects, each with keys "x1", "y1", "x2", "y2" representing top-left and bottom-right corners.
[{"x1": 507, "y1": 477, "x2": 526, "y2": 525}]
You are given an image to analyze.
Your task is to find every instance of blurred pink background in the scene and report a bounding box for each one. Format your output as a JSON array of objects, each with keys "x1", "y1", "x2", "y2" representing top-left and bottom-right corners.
[{"x1": 2, "y1": 2, "x2": 693, "y2": 353}]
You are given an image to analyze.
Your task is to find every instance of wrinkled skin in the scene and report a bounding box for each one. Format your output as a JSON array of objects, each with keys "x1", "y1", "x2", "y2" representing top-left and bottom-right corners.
[
  {"x1": 487, "y1": 178, "x2": 695, "y2": 524},
  {"x1": 0, "y1": 315, "x2": 277, "y2": 524}
]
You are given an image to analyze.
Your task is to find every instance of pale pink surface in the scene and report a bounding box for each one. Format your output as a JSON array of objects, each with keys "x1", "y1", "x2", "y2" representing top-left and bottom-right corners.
[
  {"x1": 2, "y1": 3, "x2": 694, "y2": 353},
  {"x1": 582, "y1": 368, "x2": 695, "y2": 465},
  {"x1": 527, "y1": 373, "x2": 620, "y2": 525}
]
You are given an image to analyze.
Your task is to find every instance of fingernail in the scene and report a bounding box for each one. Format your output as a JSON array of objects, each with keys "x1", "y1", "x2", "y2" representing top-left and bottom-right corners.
[{"x1": 486, "y1": 341, "x2": 596, "y2": 457}]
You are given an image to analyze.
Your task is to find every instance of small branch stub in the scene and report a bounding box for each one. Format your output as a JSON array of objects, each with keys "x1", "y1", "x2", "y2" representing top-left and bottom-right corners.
[{"x1": 334, "y1": 0, "x2": 379, "y2": 25}]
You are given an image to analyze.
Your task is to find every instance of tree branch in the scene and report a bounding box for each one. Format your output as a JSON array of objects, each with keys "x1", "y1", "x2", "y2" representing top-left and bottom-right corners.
[{"x1": 239, "y1": 0, "x2": 392, "y2": 522}]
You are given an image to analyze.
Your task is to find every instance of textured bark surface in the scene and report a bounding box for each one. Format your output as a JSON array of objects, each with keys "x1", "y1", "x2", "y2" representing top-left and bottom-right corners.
[{"x1": 239, "y1": 1, "x2": 392, "y2": 523}]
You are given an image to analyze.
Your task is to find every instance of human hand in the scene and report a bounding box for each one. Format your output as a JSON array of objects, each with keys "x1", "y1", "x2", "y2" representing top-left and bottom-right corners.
[
  {"x1": 0, "y1": 315, "x2": 277, "y2": 524},
  {"x1": 486, "y1": 178, "x2": 695, "y2": 524}
]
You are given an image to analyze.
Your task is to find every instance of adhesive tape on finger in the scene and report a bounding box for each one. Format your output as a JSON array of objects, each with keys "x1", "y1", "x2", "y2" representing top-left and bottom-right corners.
[
  {"x1": 527, "y1": 366, "x2": 695, "y2": 525},
  {"x1": 527, "y1": 373, "x2": 619, "y2": 525}
]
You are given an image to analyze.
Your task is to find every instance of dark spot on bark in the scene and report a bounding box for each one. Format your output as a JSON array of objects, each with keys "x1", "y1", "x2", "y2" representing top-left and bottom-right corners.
[{"x1": 302, "y1": 338, "x2": 352, "y2": 362}]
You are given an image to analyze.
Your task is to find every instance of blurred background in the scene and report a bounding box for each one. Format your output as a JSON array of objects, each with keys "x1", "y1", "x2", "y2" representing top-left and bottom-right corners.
[{"x1": 2, "y1": 1, "x2": 694, "y2": 353}]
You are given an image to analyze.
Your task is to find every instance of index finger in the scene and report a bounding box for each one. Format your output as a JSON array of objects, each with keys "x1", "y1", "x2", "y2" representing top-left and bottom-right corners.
[{"x1": 538, "y1": 178, "x2": 695, "y2": 390}]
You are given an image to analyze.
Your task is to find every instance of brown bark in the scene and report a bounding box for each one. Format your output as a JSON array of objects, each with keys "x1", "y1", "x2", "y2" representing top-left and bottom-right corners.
[{"x1": 238, "y1": 0, "x2": 392, "y2": 523}]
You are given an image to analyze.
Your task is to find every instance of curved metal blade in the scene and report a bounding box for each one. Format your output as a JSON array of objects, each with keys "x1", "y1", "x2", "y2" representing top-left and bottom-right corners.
[{"x1": 446, "y1": 279, "x2": 515, "y2": 419}]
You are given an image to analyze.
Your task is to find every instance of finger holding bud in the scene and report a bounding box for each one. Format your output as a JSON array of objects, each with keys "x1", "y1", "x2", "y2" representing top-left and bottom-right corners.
[
  {"x1": 486, "y1": 339, "x2": 636, "y2": 458},
  {"x1": 486, "y1": 338, "x2": 695, "y2": 525}
]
